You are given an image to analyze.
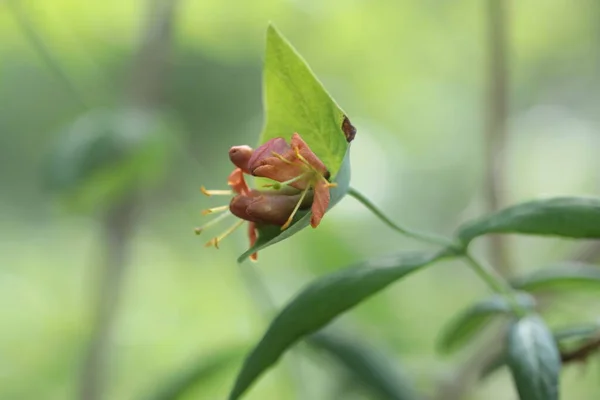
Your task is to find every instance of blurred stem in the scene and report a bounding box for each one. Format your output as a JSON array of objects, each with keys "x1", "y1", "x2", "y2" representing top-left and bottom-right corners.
[
  {"x1": 6, "y1": 0, "x2": 89, "y2": 109},
  {"x1": 79, "y1": 1, "x2": 179, "y2": 399},
  {"x1": 463, "y1": 252, "x2": 526, "y2": 317},
  {"x1": 484, "y1": 0, "x2": 512, "y2": 274},
  {"x1": 347, "y1": 187, "x2": 454, "y2": 248},
  {"x1": 238, "y1": 264, "x2": 307, "y2": 400},
  {"x1": 80, "y1": 198, "x2": 137, "y2": 400}
]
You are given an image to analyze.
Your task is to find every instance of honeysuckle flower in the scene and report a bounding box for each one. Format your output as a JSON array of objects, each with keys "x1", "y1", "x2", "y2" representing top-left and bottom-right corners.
[
  {"x1": 197, "y1": 132, "x2": 333, "y2": 260},
  {"x1": 248, "y1": 133, "x2": 336, "y2": 229}
]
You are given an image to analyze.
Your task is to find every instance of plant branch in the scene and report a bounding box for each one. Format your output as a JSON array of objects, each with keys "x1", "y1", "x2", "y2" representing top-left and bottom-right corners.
[
  {"x1": 6, "y1": 0, "x2": 89, "y2": 109},
  {"x1": 484, "y1": 0, "x2": 512, "y2": 274},
  {"x1": 561, "y1": 335, "x2": 600, "y2": 364},
  {"x1": 463, "y1": 252, "x2": 526, "y2": 317},
  {"x1": 347, "y1": 187, "x2": 454, "y2": 248}
]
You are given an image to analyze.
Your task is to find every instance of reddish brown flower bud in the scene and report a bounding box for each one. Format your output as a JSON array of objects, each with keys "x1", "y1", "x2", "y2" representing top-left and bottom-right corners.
[
  {"x1": 229, "y1": 145, "x2": 254, "y2": 174},
  {"x1": 229, "y1": 190, "x2": 313, "y2": 226}
]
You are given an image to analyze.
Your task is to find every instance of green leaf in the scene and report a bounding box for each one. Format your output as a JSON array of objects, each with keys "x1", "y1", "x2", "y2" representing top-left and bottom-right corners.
[
  {"x1": 308, "y1": 331, "x2": 419, "y2": 400},
  {"x1": 260, "y1": 24, "x2": 352, "y2": 179},
  {"x1": 141, "y1": 347, "x2": 244, "y2": 400},
  {"x1": 237, "y1": 149, "x2": 350, "y2": 263},
  {"x1": 481, "y1": 322, "x2": 600, "y2": 381},
  {"x1": 237, "y1": 24, "x2": 356, "y2": 262},
  {"x1": 437, "y1": 293, "x2": 535, "y2": 355},
  {"x1": 228, "y1": 250, "x2": 447, "y2": 400},
  {"x1": 507, "y1": 315, "x2": 561, "y2": 400},
  {"x1": 457, "y1": 197, "x2": 600, "y2": 247},
  {"x1": 510, "y1": 262, "x2": 600, "y2": 293},
  {"x1": 553, "y1": 323, "x2": 600, "y2": 343}
]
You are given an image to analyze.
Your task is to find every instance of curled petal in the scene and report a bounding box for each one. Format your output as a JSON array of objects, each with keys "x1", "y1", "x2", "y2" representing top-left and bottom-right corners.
[
  {"x1": 247, "y1": 137, "x2": 291, "y2": 171},
  {"x1": 290, "y1": 133, "x2": 329, "y2": 178},
  {"x1": 227, "y1": 168, "x2": 250, "y2": 195},
  {"x1": 310, "y1": 179, "x2": 331, "y2": 228},
  {"x1": 229, "y1": 145, "x2": 254, "y2": 174},
  {"x1": 252, "y1": 159, "x2": 308, "y2": 189},
  {"x1": 248, "y1": 222, "x2": 258, "y2": 261}
]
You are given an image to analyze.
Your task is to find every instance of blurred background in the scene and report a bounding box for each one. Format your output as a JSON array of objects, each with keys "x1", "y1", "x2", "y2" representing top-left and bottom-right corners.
[{"x1": 2, "y1": 0, "x2": 600, "y2": 399}]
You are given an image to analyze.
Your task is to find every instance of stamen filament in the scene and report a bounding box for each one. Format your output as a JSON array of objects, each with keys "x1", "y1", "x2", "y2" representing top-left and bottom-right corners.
[
  {"x1": 201, "y1": 186, "x2": 232, "y2": 197},
  {"x1": 205, "y1": 220, "x2": 245, "y2": 248},
  {"x1": 263, "y1": 172, "x2": 309, "y2": 189},
  {"x1": 270, "y1": 151, "x2": 294, "y2": 165},
  {"x1": 281, "y1": 185, "x2": 310, "y2": 230},
  {"x1": 194, "y1": 211, "x2": 232, "y2": 235},
  {"x1": 201, "y1": 205, "x2": 229, "y2": 216}
]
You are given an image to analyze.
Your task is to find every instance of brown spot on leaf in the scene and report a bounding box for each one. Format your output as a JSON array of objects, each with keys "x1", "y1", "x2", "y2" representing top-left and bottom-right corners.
[{"x1": 342, "y1": 116, "x2": 356, "y2": 143}]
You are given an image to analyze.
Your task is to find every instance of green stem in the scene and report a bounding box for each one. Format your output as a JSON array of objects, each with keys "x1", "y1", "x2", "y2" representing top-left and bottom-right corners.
[
  {"x1": 463, "y1": 252, "x2": 527, "y2": 317},
  {"x1": 347, "y1": 187, "x2": 454, "y2": 248}
]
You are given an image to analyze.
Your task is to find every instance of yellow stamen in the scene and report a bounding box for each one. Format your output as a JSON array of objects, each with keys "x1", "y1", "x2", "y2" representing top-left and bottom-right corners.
[
  {"x1": 194, "y1": 211, "x2": 232, "y2": 235},
  {"x1": 263, "y1": 172, "x2": 309, "y2": 189},
  {"x1": 281, "y1": 185, "x2": 310, "y2": 230},
  {"x1": 205, "y1": 220, "x2": 245, "y2": 248},
  {"x1": 201, "y1": 186, "x2": 232, "y2": 197},
  {"x1": 201, "y1": 205, "x2": 229, "y2": 216},
  {"x1": 271, "y1": 151, "x2": 294, "y2": 165}
]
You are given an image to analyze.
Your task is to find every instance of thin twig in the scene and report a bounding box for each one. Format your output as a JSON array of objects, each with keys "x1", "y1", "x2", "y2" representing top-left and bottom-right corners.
[
  {"x1": 484, "y1": 0, "x2": 512, "y2": 275},
  {"x1": 561, "y1": 335, "x2": 600, "y2": 364}
]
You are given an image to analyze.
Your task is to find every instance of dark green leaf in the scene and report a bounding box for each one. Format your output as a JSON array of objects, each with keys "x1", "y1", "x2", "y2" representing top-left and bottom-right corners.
[
  {"x1": 237, "y1": 150, "x2": 350, "y2": 263},
  {"x1": 308, "y1": 331, "x2": 419, "y2": 400},
  {"x1": 141, "y1": 347, "x2": 244, "y2": 400},
  {"x1": 510, "y1": 262, "x2": 600, "y2": 293},
  {"x1": 554, "y1": 323, "x2": 600, "y2": 343},
  {"x1": 437, "y1": 293, "x2": 535, "y2": 355},
  {"x1": 480, "y1": 322, "x2": 600, "y2": 381},
  {"x1": 457, "y1": 197, "x2": 600, "y2": 247},
  {"x1": 228, "y1": 251, "x2": 446, "y2": 400},
  {"x1": 507, "y1": 315, "x2": 561, "y2": 400}
]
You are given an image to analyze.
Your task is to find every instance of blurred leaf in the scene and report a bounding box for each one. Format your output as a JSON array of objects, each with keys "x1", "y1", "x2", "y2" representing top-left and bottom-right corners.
[
  {"x1": 507, "y1": 315, "x2": 561, "y2": 400},
  {"x1": 238, "y1": 25, "x2": 355, "y2": 262},
  {"x1": 44, "y1": 108, "x2": 178, "y2": 212},
  {"x1": 228, "y1": 250, "x2": 446, "y2": 400},
  {"x1": 437, "y1": 293, "x2": 535, "y2": 355},
  {"x1": 142, "y1": 347, "x2": 244, "y2": 400},
  {"x1": 237, "y1": 151, "x2": 350, "y2": 262},
  {"x1": 308, "y1": 331, "x2": 419, "y2": 400},
  {"x1": 554, "y1": 323, "x2": 600, "y2": 343},
  {"x1": 481, "y1": 322, "x2": 600, "y2": 381},
  {"x1": 457, "y1": 197, "x2": 600, "y2": 247},
  {"x1": 510, "y1": 262, "x2": 600, "y2": 293}
]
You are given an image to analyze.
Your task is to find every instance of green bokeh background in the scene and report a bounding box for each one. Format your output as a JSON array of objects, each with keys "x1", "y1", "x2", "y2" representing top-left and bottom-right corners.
[{"x1": 2, "y1": 0, "x2": 600, "y2": 399}]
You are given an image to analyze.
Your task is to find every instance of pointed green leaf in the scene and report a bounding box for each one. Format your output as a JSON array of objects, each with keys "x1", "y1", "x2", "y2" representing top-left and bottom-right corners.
[
  {"x1": 510, "y1": 262, "x2": 600, "y2": 293},
  {"x1": 228, "y1": 251, "x2": 447, "y2": 400},
  {"x1": 437, "y1": 293, "x2": 535, "y2": 355},
  {"x1": 507, "y1": 315, "x2": 561, "y2": 400},
  {"x1": 260, "y1": 24, "x2": 352, "y2": 178},
  {"x1": 457, "y1": 197, "x2": 600, "y2": 247},
  {"x1": 309, "y1": 331, "x2": 418, "y2": 400}
]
